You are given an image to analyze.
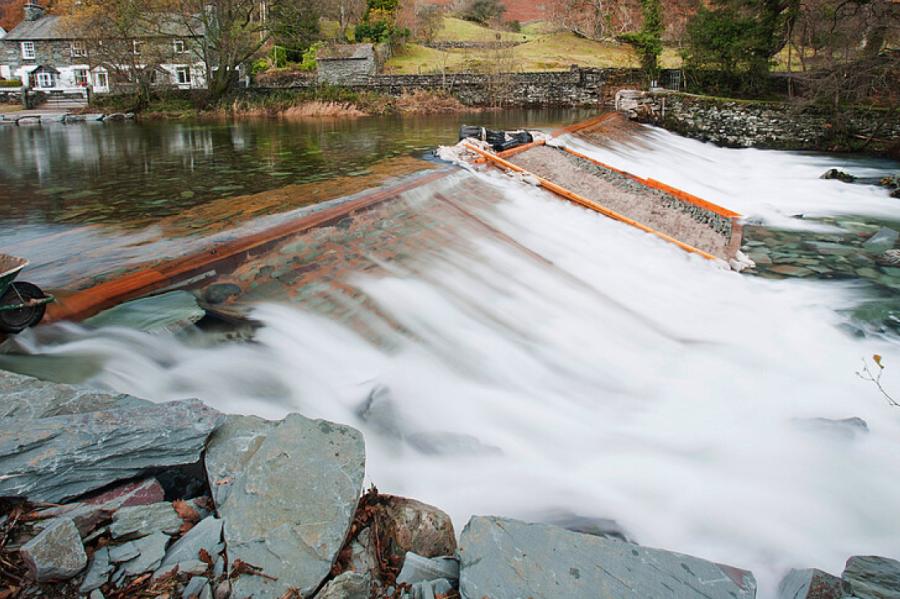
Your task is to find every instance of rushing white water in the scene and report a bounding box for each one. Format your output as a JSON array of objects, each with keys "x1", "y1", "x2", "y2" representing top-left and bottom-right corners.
[
  {"x1": 561, "y1": 125, "x2": 900, "y2": 230},
  {"x1": 12, "y1": 132, "x2": 900, "y2": 596}
]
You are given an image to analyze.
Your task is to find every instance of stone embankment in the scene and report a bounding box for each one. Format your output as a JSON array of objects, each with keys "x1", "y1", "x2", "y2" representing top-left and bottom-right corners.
[
  {"x1": 616, "y1": 90, "x2": 900, "y2": 154},
  {"x1": 1, "y1": 369, "x2": 898, "y2": 598}
]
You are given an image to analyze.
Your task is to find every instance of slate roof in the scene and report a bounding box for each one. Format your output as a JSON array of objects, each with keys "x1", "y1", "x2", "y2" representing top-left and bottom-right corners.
[
  {"x1": 4, "y1": 14, "x2": 204, "y2": 41},
  {"x1": 317, "y1": 44, "x2": 374, "y2": 61},
  {"x1": 3, "y1": 15, "x2": 64, "y2": 40}
]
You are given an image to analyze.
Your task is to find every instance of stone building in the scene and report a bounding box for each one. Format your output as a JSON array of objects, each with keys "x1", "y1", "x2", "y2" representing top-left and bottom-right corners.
[
  {"x1": 1, "y1": 0, "x2": 207, "y2": 94},
  {"x1": 316, "y1": 44, "x2": 376, "y2": 85}
]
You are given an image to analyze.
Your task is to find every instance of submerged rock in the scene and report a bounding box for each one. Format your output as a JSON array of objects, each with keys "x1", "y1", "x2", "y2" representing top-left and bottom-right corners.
[
  {"x1": 777, "y1": 568, "x2": 846, "y2": 599},
  {"x1": 820, "y1": 169, "x2": 856, "y2": 183},
  {"x1": 863, "y1": 228, "x2": 899, "y2": 254},
  {"x1": 842, "y1": 555, "x2": 900, "y2": 599},
  {"x1": 84, "y1": 290, "x2": 206, "y2": 334},
  {"x1": 205, "y1": 414, "x2": 365, "y2": 598},
  {"x1": 458, "y1": 517, "x2": 756, "y2": 599},
  {"x1": 0, "y1": 397, "x2": 222, "y2": 502},
  {"x1": 20, "y1": 518, "x2": 87, "y2": 582},
  {"x1": 793, "y1": 417, "x2": 869, "y2": 440}
]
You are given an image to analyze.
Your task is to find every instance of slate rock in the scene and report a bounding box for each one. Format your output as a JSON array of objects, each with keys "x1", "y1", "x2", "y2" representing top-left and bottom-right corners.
[
  {"x1": 0, "y1": 369, "x2": 152, "y2": 420},
  {"x1": 80, "y1": 547, "x2": 113, "y2": 593},
  {"x1": 118, "y1": 531, "x2": 169, "y2": 576},
  {"x1": 544, "y1": 510, "x2": 633, "y2": 542},
  {"x1": 0, "y1": 398, "x2": 222, "y2": 502},
  {"x1": 203, "y1": 283, "x2": 242, "y2": 305},
  {"x1": 183, "y1": 576, "x2": 212, "y2": 599},
  {"x1": 109, "y1": 541, "x2": 140, "y2": 563},
  {"x1": 843, "y1": 555, "x2": 900, "y2": 599},
  {"x1": 110, "y1": 502, "x2": 183, "y2": 539},
  {"x1": 458, "y1": 517, "x2": 756, "y2": 599},
  {"x1": 206, "y1": 414, "x2": 365, "y2": 598},
  {"x1": 863, "y1": 228, "x2": 899, "y2": 254},
  {"x1": 379, "y1": 496, "x2": 457, "y2": 564},
  {"x1": 156, "y1": 516, "x2": 223, "y2": 576},
  {"x1": 397, "y1": 552, "x2": 459, "y2": 584},
  {"x1": 777, "y1": 568, "x2": 847, "y2": 599},
  {"x1": 85, "y1": 291, "x2": 206, "y2": 334},
  {"x1": 316, "y1": 571, "x2": 371, "y2": 599},
  {"x1": 20, "y1": 518, "x2": 87, "y2": 582}
]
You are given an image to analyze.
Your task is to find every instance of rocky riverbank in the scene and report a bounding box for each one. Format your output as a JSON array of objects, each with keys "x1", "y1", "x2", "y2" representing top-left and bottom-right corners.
[{"x1": 1, "y1": 369, "x2": 898, "y2": 599}]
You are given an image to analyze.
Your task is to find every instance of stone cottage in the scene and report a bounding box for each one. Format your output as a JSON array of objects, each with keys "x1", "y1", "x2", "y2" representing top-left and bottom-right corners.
[
  {"x1": 1, "y1": 0, "x2": 207, "y2": 94},
  {"x1": 316, "y1": 44, "x2": 376, "y2": 85}
]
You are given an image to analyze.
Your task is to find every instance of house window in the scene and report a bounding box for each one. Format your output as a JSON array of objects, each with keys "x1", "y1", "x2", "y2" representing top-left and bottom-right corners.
[
  {"x1": 71, "y1": 41, "x2": 87, "y2": 57},
  {"x1": 73, "y1": 69, "x2": 88, "y2": 87},
  {"x1": 36, "y1": 72, "x2": 54, "y2": 88},
  {"x1": 95, "y1": 71, "x2": 108, "y2": 89},
  {"x1": 176, "y1": 67, "x2": 191, "y2": 85},
  {"x1": 173, "y1": 39, "x2": 186, "y2": 54},
  {"x1": 21, "y1": 42, "x2": 36, "y2": 60},
  {"x1": 132, "y1": 41, "x2": 142, "y2": 55}
]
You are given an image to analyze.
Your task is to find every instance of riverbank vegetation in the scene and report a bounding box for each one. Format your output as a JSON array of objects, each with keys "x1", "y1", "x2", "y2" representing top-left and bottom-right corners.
[{"x1": 87, "y1": 87, "x2": 471, "y2": 119}]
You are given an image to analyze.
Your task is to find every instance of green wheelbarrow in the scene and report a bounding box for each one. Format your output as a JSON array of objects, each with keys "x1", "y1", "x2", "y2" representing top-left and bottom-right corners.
[{"x1": 0, "y1": 254, "x2": 54, "y2": 334}]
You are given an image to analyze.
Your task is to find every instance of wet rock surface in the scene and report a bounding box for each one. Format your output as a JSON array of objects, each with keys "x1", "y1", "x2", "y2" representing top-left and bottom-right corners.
[
  {"x1": 0, "y1": 395, "x2": 222, "y2": 502},
  {"x1": 741, "y1": 222, "x2": 900, "y2": 334},
  {"x1": 458, "y1": 516, "x2": 757, "y2": 599},
  {"x1": 843, "y1": 555, "x2": 900, "y2": 599},
  {"x1": 19, "y1": 518, "x2": 87, "y2": 582},
  {"x1": 777, "y1": 568, "x2": 847, "y2": 599},
  {"x1": 206, "y1": 414, "x2": 365, "y2": 598}
]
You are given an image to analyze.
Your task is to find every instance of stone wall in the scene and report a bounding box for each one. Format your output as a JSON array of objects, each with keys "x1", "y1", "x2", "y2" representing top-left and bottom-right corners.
[
  {"x1": 256, "y1": 67, "x2": 666, "y2": 107},
  {"x1": 317, "y1": 57, "x2": 376, "y2": 86},
  {"x1": 635, "y1": 91, "x2": 900, "y2": 152}
]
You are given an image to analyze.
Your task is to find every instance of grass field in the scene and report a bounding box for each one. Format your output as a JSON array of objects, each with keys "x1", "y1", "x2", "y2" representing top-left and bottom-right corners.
[{"x1": 386, "y1": 19, "x2": 684, "y2": 74}]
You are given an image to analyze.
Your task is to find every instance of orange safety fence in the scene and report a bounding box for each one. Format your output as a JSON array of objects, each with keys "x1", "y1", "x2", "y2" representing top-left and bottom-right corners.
[{"x1": 463, "y1": 143, "x2": 720, "y2": 262}]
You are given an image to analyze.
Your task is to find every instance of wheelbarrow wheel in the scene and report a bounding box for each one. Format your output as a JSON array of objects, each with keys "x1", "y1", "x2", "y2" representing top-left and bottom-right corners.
[{"x1": 0, "y1": 281, "x2": 47, "y2": 334}]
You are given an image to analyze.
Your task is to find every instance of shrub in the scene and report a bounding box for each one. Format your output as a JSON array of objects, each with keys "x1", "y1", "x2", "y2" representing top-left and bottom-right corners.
[
  {"x1": 0, "y1": 79, "x2": 22, "y2": 88},
  {"x1": 459, "y1": 0, "x2": 505, "y2": 25}
]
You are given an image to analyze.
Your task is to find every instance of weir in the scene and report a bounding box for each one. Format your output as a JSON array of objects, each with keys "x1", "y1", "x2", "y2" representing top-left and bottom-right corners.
[{"x1": 32, "y1": 113, "x2": 746, "y2": 326}]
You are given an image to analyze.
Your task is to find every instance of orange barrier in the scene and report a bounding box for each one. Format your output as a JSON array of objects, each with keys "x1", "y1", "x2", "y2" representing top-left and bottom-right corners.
[
  {"x1": 464, "y1": 143, "x2": 720, "y2": 262},
  {"x1": 45, "y1": 169, "x2": 453, "y2": 324}
]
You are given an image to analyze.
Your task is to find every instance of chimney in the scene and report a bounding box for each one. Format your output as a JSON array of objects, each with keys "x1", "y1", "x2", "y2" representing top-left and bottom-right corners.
[{"x1": 23, "y1": 1, "x2": 45, "y2": 22}]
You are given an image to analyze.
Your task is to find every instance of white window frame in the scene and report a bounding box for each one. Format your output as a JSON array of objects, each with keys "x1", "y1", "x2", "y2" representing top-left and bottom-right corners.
[
  {"x1": 95, "y1": 71, "x2": 108, "y2": 89},
  {"x1": 132, "y1": 40, "x2": 142, "y2": 55},
  {"x1": 173, "y1": 39, "x2": 186, "y2": 54},
  {"x1": 36, "y1": 72, "x2": 54, "y2": 88},
  {"x1": 21, "y1": 41, "x2": 36, "y2": 60},
  {"x1": 71, "y1": 40, "x2": 87, "y2": 57},
  {"x1": 73, "y1": 68, "x2": 89, "y2": 87},
  {"x1": 175, "y1": 66, "x2": 191, "y2": 85}
]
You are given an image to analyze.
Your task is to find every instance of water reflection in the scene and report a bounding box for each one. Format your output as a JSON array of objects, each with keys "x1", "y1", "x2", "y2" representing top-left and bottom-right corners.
[{"x1": 0, "y1": 109, "x2": 592, "y2": 226}]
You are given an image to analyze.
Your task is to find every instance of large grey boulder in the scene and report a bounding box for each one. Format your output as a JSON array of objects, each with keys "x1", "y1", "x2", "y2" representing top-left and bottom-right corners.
[
  {"x1": 842, "y1": 555, "x2": 900, "y2": 599},
  {"x1": 777, "y1": 568, "x2": 847, "y2": 599},
  {"x1": 0, "y1": 369, "x2": 151, "y2": 420},
  {"x1": 206, "y1": 414, "x2": 365, "y2": 598},
  {"x1": 19, "y1": 518, "x2": 87, "y2": 582},
  {"x1": 458, "y1": 517, "x2": 757, "y2": 599},
  {"x1": 0, "y1": 398, "x2": 222, "y2": 502}
]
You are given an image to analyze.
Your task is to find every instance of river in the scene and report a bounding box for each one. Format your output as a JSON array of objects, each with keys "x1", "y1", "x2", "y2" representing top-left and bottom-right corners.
[{"x1": 1, "y1": 112, "x2": 899, "y2": 596}]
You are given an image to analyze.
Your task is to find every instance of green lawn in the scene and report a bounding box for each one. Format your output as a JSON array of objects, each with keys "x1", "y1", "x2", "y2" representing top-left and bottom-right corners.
[{"x1": 386, "y1": 21, "x2": 684, "y2": 74}]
